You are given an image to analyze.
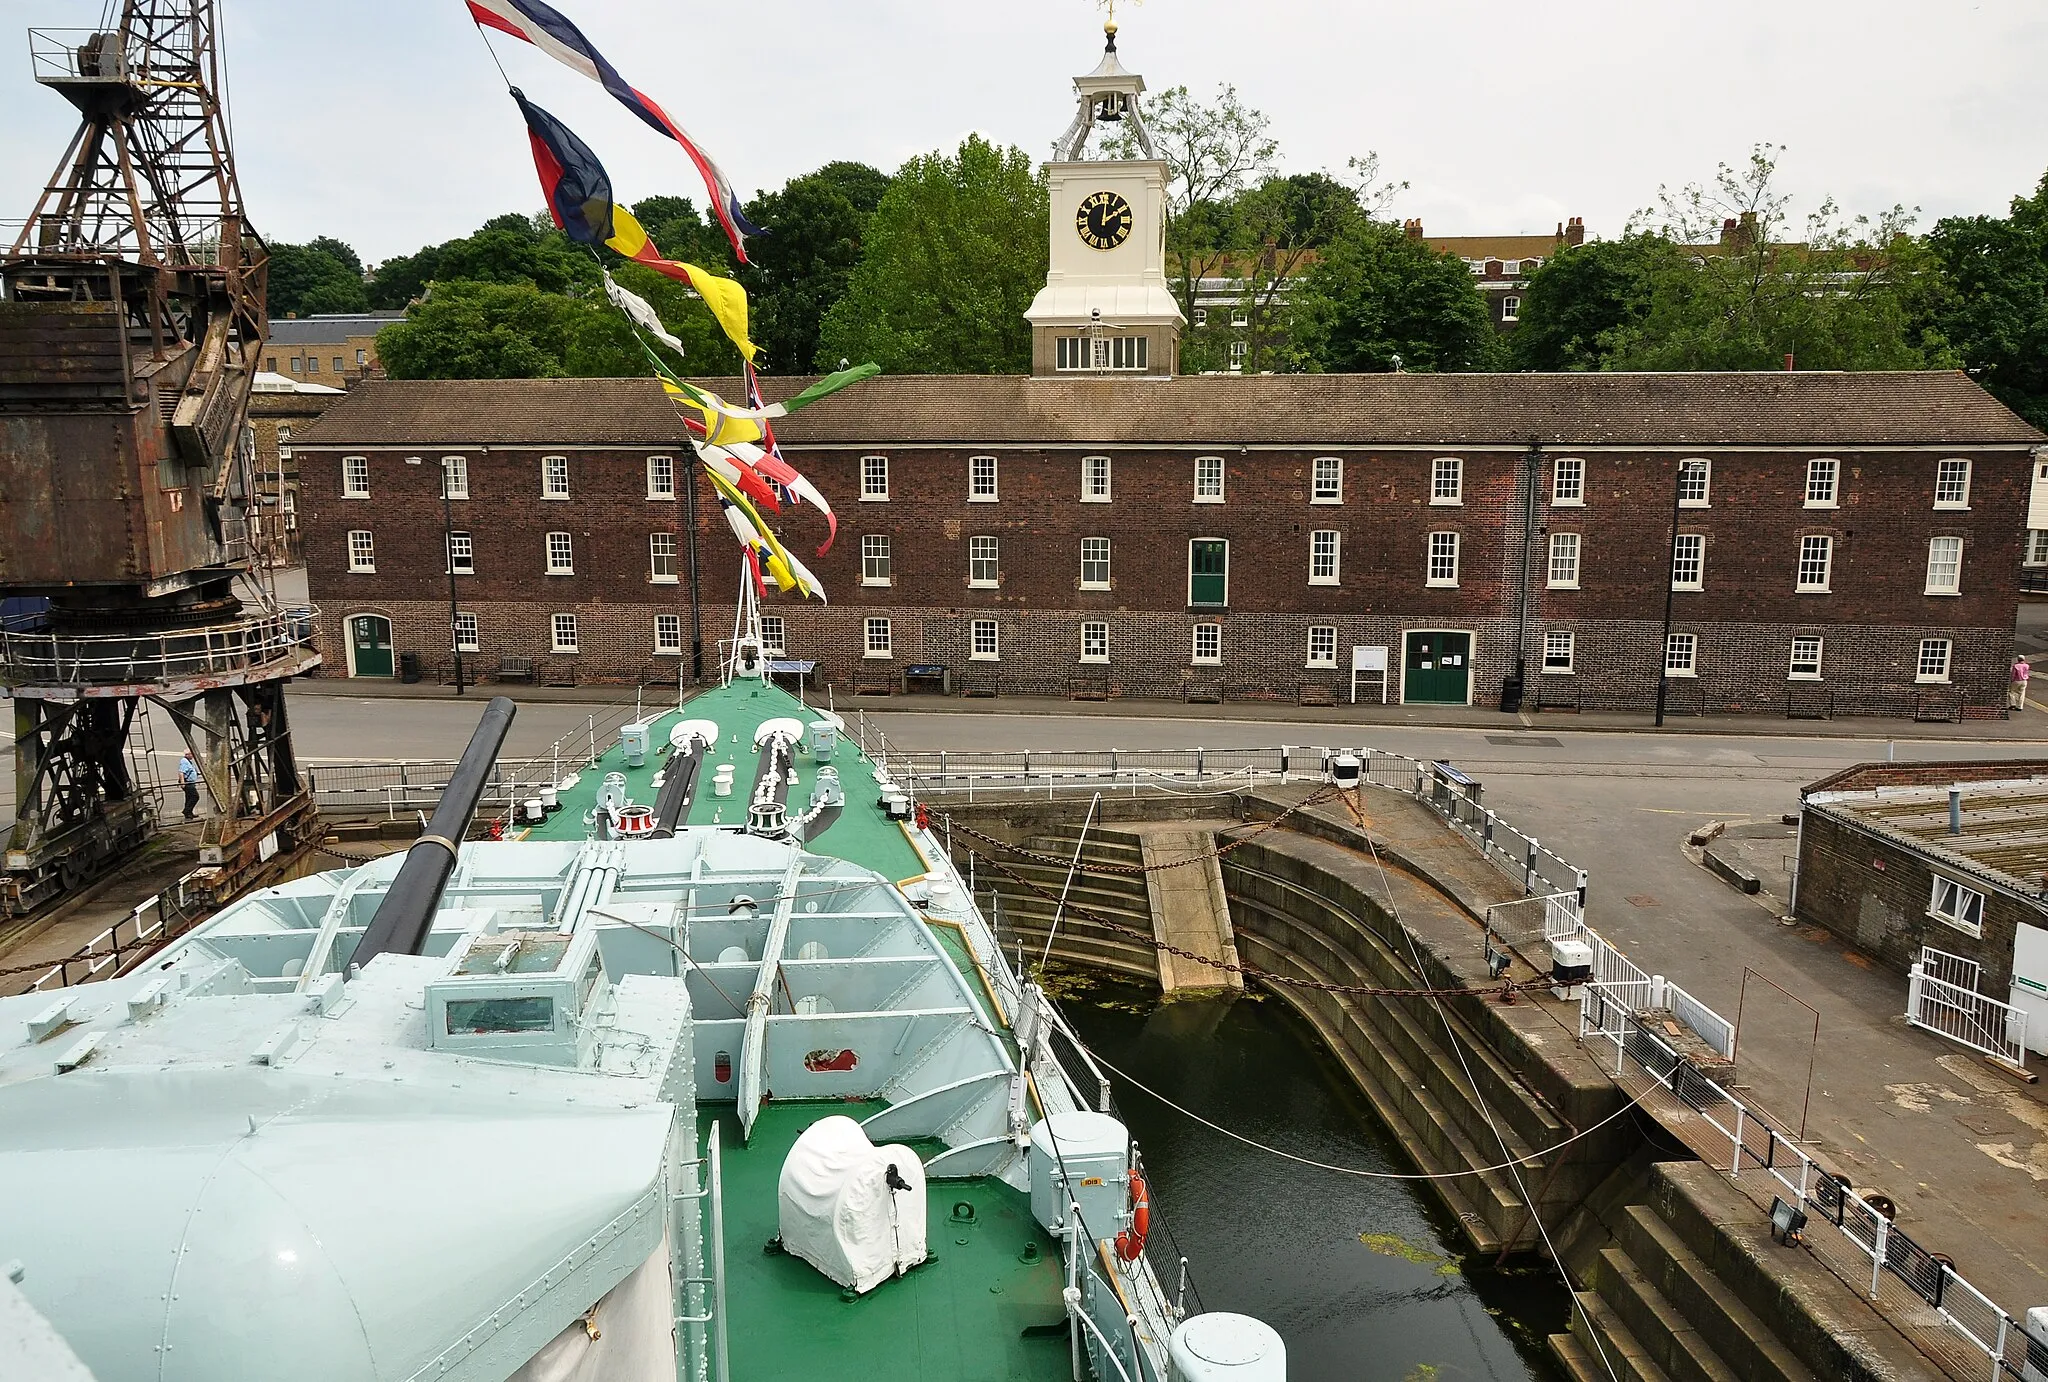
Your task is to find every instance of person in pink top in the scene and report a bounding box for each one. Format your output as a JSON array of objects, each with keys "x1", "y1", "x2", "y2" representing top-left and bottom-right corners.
[{"x1": 2011, "y1": 654, "x2": 2032, "y2": 710}]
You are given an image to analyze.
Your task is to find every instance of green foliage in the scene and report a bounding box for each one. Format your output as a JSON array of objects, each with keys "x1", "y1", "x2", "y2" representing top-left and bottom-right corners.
[
  {"x1": 376, "y1": 279, "x2": 690, "y2": 380},
  {"x1": 1923, "y1": 170, "x2": 2048, "y2": 428},
  {"x1": 740, "y1": 162, "x2": 892, "y2": 375},
  {"x1": 627, "y1": 195, "x2": 729, "y2": 267},
  {"x1": 267, "y1": 237, "x2": 368, "y2": 317},
  {"x1": 816, "y1": 136, "x2": 1047, "y2": 374},
  {"x1": 1511, "y1": 235, "x2": 1690, "y2": 370},
  {"x1": 1289, "y1": 219, "x2": 1497, "y2": 373}
]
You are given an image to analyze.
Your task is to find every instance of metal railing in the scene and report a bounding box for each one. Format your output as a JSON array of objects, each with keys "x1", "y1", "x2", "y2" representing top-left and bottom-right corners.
[
  {"x1": 1907, "y1": 950, "x2": 2029, "y2": 1075},
  {"x1": 0, "y1": 606, "x2": 319, "y2": 685},
  {"x1": 1580, "y1": 987, "x2": 2023, "y2": 1382},
  {"x1": 23, "y1": 892, "x2": 185, "y2": 993}
]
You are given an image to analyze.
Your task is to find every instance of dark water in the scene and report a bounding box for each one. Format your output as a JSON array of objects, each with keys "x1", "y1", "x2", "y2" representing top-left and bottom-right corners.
[{"x1": 1064, "y1": 984, "x2": 1569, "y2": 1382}]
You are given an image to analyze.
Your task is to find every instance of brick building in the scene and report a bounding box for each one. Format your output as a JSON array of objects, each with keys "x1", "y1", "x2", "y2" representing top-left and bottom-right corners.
[
  {"x1": 1795, "y1": 760, "x2": 2048, "y2": 1055},
  {"x1": 249, "y1": 373, "x2": 344, "y2": 566},
  {"x1": 1409, "y1": 216, "x2": 1588, "y2": 331},
  {"x1": 261, "y1": 311, "x2": 404, "y2": 388},
  {"x1": 293, "y1": 370, "x2": 2044, "y2": 716}
]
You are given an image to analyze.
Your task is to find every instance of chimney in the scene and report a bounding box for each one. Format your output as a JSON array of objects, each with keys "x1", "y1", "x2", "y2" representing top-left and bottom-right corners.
[
  {"x1": 1720, "y1": 217, "x2": 1739, "y2": 245},
  {"x1": 1566, "y1": 216, "x2": 1585, "y2": 247},
  {"x1": 1402, "y1": 218, "x2": 1423, "y2": 241}
]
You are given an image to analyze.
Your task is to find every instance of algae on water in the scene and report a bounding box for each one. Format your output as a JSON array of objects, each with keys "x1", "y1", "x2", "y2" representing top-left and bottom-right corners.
[{"x1": 1359, "y1": 1231, "x2": 1463, "y2": 1276}]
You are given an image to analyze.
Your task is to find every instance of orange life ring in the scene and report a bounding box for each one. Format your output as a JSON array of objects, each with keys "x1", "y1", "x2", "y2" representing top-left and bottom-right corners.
[{"x1": 1114, "y1": 1173, "x2": 1150, "y2": 1262}]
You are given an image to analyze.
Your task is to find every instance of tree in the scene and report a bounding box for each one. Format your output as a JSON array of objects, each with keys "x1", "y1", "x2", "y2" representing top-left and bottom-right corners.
[
  {"x1": 375, "y1": 280, "x2": 688, "y2": 380},
  {"x1": 740, "y1": 162, "x2": 892, "y2": 374},
  {"x1": 366, "y1": 213, "x2": 594, "y2": 308},
  {"x1": 1511, "y1": 235, "x2": 1692, "y2": 371},
  {"x1": 267, "y1": 237, "x2": 368, "y2": 317},
  {"x1": 1288, "y1": 219, "x2": 1497, "y2": 373},
  {"x1": 1923, "y1": 170, "x2": 2048, "y2": 428},
  {"x1": 1101, "y1": 84, "x2": 1277, "y2": 331},
  {"x1": 1609, "y1": 145, "x2": 1953, "y2": 372},
  {"x1": 816, "y1": 136, "x2": 1047, "y2": 374}
]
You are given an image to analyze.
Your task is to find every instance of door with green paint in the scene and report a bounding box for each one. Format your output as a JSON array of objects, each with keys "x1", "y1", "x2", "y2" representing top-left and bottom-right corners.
[
  {"x1": 1189, "y1": 539, "x2": 1228, "y2": 608},
  {"x1": 1403, "y1": 631, "x2": 1471, "y2": 704},
  {"x1": 350, "y1": 615, "x2": 394, "y2": 677}
]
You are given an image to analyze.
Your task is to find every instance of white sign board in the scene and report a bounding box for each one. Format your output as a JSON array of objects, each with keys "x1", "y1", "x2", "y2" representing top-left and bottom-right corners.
[
  {"x1": 2013, "y1": 922, "x2": 2048, "y2": 1057},
  {"x1": 1353, "y1": 645, "x2": 1389, "y2": 673}
]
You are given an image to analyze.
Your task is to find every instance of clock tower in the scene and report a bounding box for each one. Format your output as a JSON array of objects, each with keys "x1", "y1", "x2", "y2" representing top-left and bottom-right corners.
[{"x1": 1025, "y1": 23, "x2": 1183, "y2": 377}]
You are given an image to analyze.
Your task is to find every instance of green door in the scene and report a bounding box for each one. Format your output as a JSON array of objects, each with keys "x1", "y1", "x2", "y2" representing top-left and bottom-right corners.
[
  {"x1": 351, "y1": 615, "x2": 394, "y2": 678},
  {"x1": 1189, "y1": 540, "x2": 1228, "y2": 607},
  {"x1": 1404, "y1": 631, "x2": 1471, "y2": 704}
]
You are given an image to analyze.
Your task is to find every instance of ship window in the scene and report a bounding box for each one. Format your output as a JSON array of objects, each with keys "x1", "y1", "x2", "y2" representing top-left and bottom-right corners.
[{"x1": 446, "y1": 996, "x2": 554, "y2": 1034}]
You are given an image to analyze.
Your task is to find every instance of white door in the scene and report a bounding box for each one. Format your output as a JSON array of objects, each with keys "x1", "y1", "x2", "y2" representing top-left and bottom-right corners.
[{"x1": 2012, "y1": 922, "x2": 2048, "y2": 1057}]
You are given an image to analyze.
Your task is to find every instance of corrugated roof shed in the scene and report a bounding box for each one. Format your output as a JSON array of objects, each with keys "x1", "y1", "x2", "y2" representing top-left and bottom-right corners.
[{"x1": 295, "y1": 371, "x2": 2047, "y2": 450}]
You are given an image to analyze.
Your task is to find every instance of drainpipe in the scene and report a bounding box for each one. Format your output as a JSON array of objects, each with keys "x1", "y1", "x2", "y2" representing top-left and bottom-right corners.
[
  {"x1": 684, "y1": 453, "x2": 704, "y2": 682},
  {"x1": 1507, "y1": 437, "x2": 1541, "y2": 712},
  {"x1": 1655, "y1": 460, "x2": 1702, "y2": 727}
]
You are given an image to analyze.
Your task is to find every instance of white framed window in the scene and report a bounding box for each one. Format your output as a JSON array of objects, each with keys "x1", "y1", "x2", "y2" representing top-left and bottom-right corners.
[
  {"x1": 650, "y1": 532, "x2": 678, "y2": 584},
  {"x1": 1551, "y1": 457, "x2": 1584, "y2": 505},
  {"x1": 441, "y1": 455, "x2": 468, "y2": 499},
  {"x1": 864, "y1": 617, "x2": 892, "y2": 658},
  {"x1": 1542, "y1": 631, "x2": 1574, "y2": 674},
  {"x1": 968, "y1": 535, "x2": 999, "y2": 588},
  {"x1": 446, "y1": 530, "x2": 474, "y2": 576},
  {"x1": 282, "y1": 490, "x2": 297, "y2": 532},
  {"x1": 342, "y1": 455, "x2": 370, "y2": 498},
  {"x1": 2028, "y1": 530, "x2": 2048, "y2": 566},
  {"x1": 1082, "y1": 455, "x2": 1112, "y2": 502},
  {"x1": 1925, "y1": 536, "x2": 1962, "y2": 595},
  {"x1": 1080, "y1": 537, "x2": 1111, "y2": 589},
  {"x1": 1193, "y1": 308, "x2": 1208, "y2": 327},
  {"x1": 1916, "y1": 637, "x2": 1951, "y2": 683},
  {"x1": 347, "y1": 529, "x2": 375, "y2": 572},
  {"x1": 1055, "y1": 336, "x2": 1149, "y2": 371},
  {"x1": 1311, "y1": 456, "x2": 1343, "y2": 504},
  {"x1": 1677, "y1": 458, "x2": 1710, "y2": 507},
  {"x1": 1788, "y1": 636, "x2": 1823, "y2": 680},
  {"x1": 1426, "y1": 531, "x2": 1459, "y2": 587},
  {"x1": 356, "y1": 348, "x2": 367, "y2": 366},
  {"x1": 1306, "y1": 626, "x2": 1337, "y2": 668},
  {"x1": 1934, "y1": 458, "x2": 1971, "y2": 509},
  {"x1": 289, "y1": 356, "x2": 303, "y2": 373},
  {"x1": 968, "y1": 455, "x2": 998, "y2": 502},
  {"x1": 1501, "y1": 295, "x2": 1521, "y2": 322},
  {"x1": 970, "y1": 618, "x2": 1000, "y2": 661},
  {"x1": 647, "y1": 455, "x2": 675, "y2": 500},
  {"x1": 1229, "y1": 341, "x2": 1248, "y2": 370},
  {"x1": 1671, "y1": 533, "x2": 1704, "y2": 590},
  {"x1": 759, "y1": 615, "x2": 786, "y2": 655},
  {"x1": 654, "y1": 613, "x2": 683, "y2": 655},
  {"x1": 1191, "y1": 623, "x2": 1222, "y2": 665},
  {"x1": 1929, "y1": 875, "x2": 1985, "y2": 938},
  {"x1": 1080, "y1": 621, "x2": 1110, "y2": 663},
  {"x1": 1230, "y1": 309, "x2": 1250, "y2": 328},
  {"x1": 542, "y1": 455, "x2": 570, "y2": 499},
  {"x1": 545, "y1": 531, "x2": 573, "y2": 575},
  {"x1": 1665, "y1": 633, "x2": 1697, "y2": 677},
  {"x1": 1503, "y1": 259, "x2": 1522, "y2": 276},
  {"x1": 1431, "y1": 457, "x2": 1463, "y2": 505},
  {"x1": 306, "y1": 357, "x2": 319, "y2": 373},
  {"x1": 1547, "y1": 532, "x2": 1580, "y2": 589},
  {"x1": 1188, "y1": 539, "x2": 1229, "y2": 607},
  {"x1": 1194, "y1": 456, "x2": 1225, "y2": 503},
  {"x1": 861, "y1": 534, "x2": 891, "y2": 586},
  {"x1": 1796, "y1": 535, "x2": 1832, "y2": 592},
  {"x1": 452, "y1": 611, "x2": 480, "y2": 653},
  {"x1": 861, "y1": 455, "x2": 889, "y2": 500},
  {"x1": 1309, "y1": 530, "x2": 1340, "y2": 585},
  {"x1": 1804, "y1": 458, "x2": 1838, "y2": 508},
  {"x1": 551, "y1": 613, "x2": 579, "y2": 653}
]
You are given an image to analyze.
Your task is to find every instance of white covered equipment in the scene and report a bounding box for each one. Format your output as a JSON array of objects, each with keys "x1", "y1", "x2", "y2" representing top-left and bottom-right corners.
[{"x1": 777, "y1": 1115, "x2": 928, "y2": 1293}]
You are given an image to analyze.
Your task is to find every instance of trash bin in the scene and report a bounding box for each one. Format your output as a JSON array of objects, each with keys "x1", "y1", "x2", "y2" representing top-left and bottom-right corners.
[
  {"x1": 399, "y1": 652, "x2": 422, "y2": 684},
  {"x1": 1499, "y1": 672, "x2": 1524, "y2": 713}
]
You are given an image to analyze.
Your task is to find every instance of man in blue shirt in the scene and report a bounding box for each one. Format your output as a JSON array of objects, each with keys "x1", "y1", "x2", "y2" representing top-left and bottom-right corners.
[{"x1": 179, "y1": 751, "x2": 201, "y2": 820}]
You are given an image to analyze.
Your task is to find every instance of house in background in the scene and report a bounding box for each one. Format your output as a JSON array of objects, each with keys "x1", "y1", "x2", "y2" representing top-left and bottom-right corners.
[
  {"x1": 261, "y1": 311, "x2": 405, "y2": 387},
  {"x1": 249, "y1": 372, "x2": 344, "y2": 566},
  {"x1": 1410, "y1": 216, "x2": 1587, "y2": 332}
]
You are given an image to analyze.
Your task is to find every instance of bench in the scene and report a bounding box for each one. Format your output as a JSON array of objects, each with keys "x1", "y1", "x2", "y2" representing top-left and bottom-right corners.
[
  {"x1": 495, "y1": 655, "x2": 536, "y2": 683},
  {"x1": 1069, "y1": 672, "x2": 1110, "y2": 702},
  {"x1": 956, "y1": 669, "x2": 1000, "y2": 698}
]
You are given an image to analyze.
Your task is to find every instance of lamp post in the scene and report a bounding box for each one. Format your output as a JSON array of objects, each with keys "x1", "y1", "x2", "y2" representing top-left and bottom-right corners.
[
  {"x1": 1654, "y1": 459, "x2": 1706, "y2": 726},
  {"x1": 442, "y1": 457, "x2": 465, "y2": 696}
]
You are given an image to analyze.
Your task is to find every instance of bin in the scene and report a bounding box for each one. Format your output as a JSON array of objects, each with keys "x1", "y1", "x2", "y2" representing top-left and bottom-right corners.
[{"x1": 399, "y1": 652, "x2": 422, "y2": 684}]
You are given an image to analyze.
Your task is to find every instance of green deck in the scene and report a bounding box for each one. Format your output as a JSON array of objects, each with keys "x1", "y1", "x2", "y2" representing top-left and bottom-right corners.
[
  {"x1": 710, "y1": 1102, "x2": 1071, "y2": 1382},
  {"x1": 523, "y1": 679, "x2": 929, "y2": 881}
]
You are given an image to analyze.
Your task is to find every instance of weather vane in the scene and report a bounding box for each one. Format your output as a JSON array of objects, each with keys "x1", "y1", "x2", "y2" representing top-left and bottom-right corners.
[{"x1": 1094, "y1": 0, "x2": 1141, "y2": 35}]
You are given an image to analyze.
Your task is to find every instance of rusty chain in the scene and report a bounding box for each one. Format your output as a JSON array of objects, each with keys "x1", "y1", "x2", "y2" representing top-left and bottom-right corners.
[{"x1": 942, "y1": 783, "x2": 1342, "y2": 877}]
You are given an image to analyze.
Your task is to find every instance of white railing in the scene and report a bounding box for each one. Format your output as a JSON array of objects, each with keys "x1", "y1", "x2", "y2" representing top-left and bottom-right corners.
[
  {"x1": 1907, "y1": 951, "x2": 2029, "y2": 1075},
  {"x1": 1666, "y1": 979, "x2": 1736, "y2": 1060}
]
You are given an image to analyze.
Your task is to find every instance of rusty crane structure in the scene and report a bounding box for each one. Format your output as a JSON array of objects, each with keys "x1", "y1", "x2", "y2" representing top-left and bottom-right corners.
[{"x1": 0, "y1": 1, "x2": 319, "y2": 914}]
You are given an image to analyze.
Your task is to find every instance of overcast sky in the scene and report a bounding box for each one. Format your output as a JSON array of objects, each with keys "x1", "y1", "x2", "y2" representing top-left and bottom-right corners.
[{"x1": 2, "y1": 0, "x2": 2044, "y2": 266}]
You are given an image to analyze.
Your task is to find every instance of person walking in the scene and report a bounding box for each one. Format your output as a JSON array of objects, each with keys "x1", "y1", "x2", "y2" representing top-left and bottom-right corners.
[
  {"x1": 2011, "y1": 654, "x2": 2032, "y2": 711},
  {"x1": 179, "y1": 750, "x2": 201, "y2": 820}
]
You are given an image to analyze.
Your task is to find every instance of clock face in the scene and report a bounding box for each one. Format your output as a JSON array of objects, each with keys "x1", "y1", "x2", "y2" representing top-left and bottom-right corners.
[{"x1": 1075, "y1": 190, "x2": 1134, "y2": 251}]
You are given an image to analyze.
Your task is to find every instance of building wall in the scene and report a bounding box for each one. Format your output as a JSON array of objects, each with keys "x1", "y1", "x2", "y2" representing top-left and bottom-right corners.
[
  {"x1": 300, "y1": 440, "x2": 2028, "y2": 714},
  {"x1": 263, "y1": 327, "x2": 389, "y2": 387},
  {"x1": 248, "y1": 392, "x2": 339, "y2": 566},
  {"x1": 1795, "y1": 808, "x2": 2043, "y2": 987}
]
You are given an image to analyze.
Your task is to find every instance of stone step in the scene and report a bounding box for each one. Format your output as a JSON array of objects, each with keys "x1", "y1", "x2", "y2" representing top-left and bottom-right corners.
[
  {"x1": 1569, "y1": 1290, "x2": 1674, "y2": 1382},
  {"x1": 1591, "y1": 1245, "x2": 1741, "y2": 1382},
  {"x1": 1546, "y1": 1331, "x2": 1608, "y2": 1382},
  {"x1": 1614, "y1": 1203, "x2": 1816, "y2": 1382}
]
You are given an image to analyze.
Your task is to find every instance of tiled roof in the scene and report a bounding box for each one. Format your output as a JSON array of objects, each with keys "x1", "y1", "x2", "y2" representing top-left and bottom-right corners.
[
  {"x1": 294, "y1": 372, "x2": 2046, "y2": 450},
  {"x1": 267, "y1": 313, "x2": 406, "y2": 345},
  {"x1": 1423, "y1": 235, "x2": 1561, "y2": 260}
]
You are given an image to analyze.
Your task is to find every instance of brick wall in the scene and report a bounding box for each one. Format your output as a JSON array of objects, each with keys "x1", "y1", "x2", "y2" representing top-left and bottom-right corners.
[
  {"x1": 300, "y1": 439, "x2": 2029, "y2": 714},
  {"x1": 1794, "y1": 808, "x2": 2044, "y2": 986}
]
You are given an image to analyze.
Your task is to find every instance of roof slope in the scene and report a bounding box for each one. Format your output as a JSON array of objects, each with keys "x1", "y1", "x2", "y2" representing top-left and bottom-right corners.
[{"x1": 295, "y1": 371, "x2": 2047, "y2": 450}]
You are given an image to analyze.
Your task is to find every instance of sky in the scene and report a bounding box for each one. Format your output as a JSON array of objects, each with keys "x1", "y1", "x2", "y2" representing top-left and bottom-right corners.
[{"x1": 1, "y1": 0, "x2": 2044, "y2": 267}]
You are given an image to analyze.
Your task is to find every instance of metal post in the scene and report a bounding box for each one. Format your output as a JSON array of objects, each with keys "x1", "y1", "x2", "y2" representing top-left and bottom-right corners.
[
  {"x1": 1576, "y1": 869, "x2": 1589, "y2": 910},
  {"x1": 1870, "y1": 1217, "x2": 1886, "y2": 1299},
  {"x1": 1524, "y1": 839, "x2": 1538, "y2": 896},
  {"x1": 709, "y1": 1121, "x2": 730, "y2": 1382},
  {"x1": 587, "y1": 715, "x2": 596, "y2": 766},
  {"x1": 1731, "y1": 1106, "x2": 1745, "y2": 1174},
  {"x1": 442, "y1": 459, "x2": 464, "y2": 696}
]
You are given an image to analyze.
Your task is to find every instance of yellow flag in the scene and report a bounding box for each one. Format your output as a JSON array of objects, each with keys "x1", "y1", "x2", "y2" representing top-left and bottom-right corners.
[{"x1": 679, "y1": 263, "x2": 757, "y2": 363}]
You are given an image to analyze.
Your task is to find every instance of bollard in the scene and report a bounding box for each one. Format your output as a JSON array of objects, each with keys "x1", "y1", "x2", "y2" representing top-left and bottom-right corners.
[
  {"x1": 1524, "y1": 838, "x2": 1539, "y2": 896},
  {"x1": 1576, "y1": 869, "x2": 1589, "y2": 910}
]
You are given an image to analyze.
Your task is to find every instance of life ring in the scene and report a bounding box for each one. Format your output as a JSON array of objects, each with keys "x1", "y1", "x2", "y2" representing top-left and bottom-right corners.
[{"x1": 1114, "y1": 1173, "x2": 1150, "y2": 1262}]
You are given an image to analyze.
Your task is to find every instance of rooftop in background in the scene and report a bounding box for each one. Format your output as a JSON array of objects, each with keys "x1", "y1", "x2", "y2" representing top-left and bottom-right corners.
[
  {"x1": 293, "y1": 371, "x2": 2048, "y2": 451},
  {"x1": 251, "y1": 370, "x2": 343, "y2": 395},
  {"x1": 266, "y1": 311, "x2": 405, "y2": 345},
  {"x1": 1804, "y1": 760, "x2": 2048, "y2": 894}
]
